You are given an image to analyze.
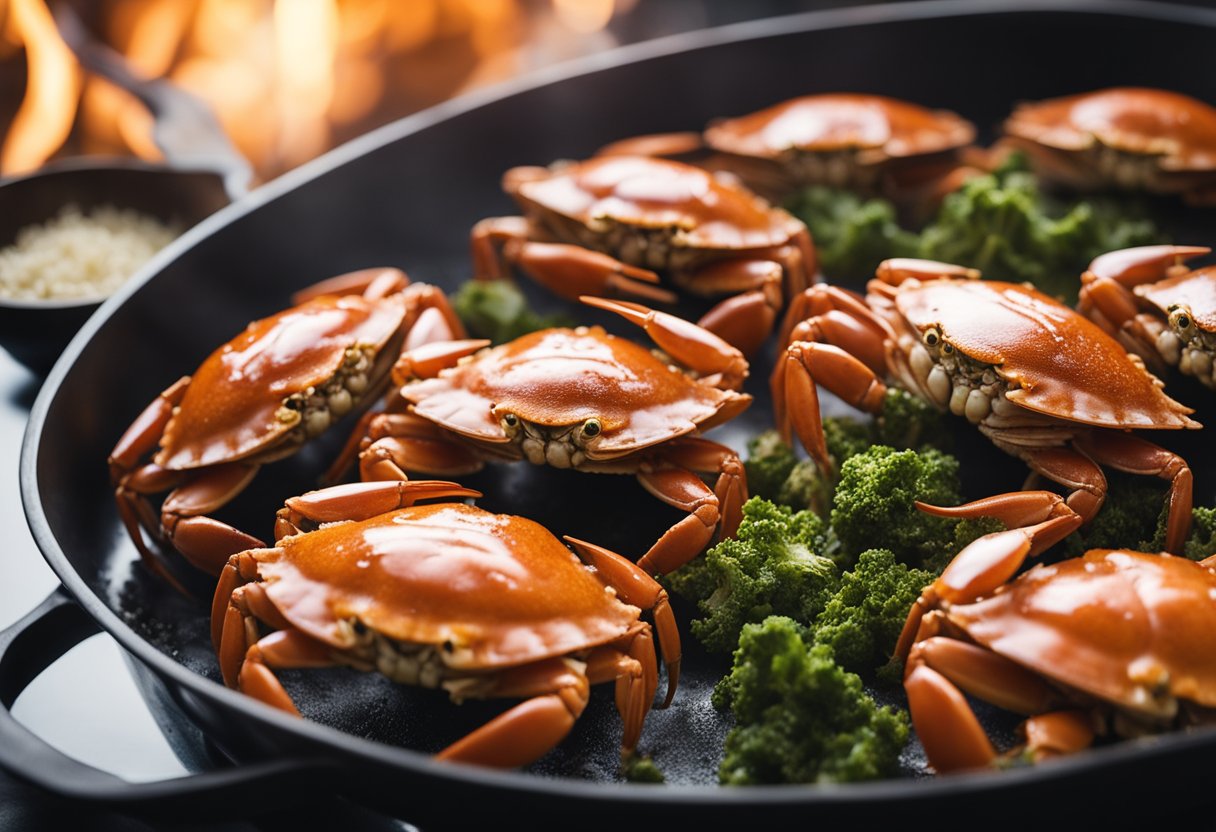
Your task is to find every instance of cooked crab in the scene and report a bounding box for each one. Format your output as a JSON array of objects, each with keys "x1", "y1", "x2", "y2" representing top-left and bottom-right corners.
[
  {"x1": 598, "y1": 93, "x2": 979, "y2": 203},
  {"x1": 108, "y1": 268, "x2": 467, "y2": 591},
  {"x1": 1003, "y1": 87, "x2": 1216, "y2": 203},
  {"x1": 1079, "y1": 244, "x2": 1216, "y2": 385},
  {"x1": 213, "y1": 478, "x2": 681, "y2": 768},
  {"x1": 895, "y1": 522, "x2": 1216, "y2": 773},
  {"x1": 772, "y1": 258, "x2": 1199, "y2": 554},
  {"x1": 328, "y1": 296, "x2": 751, "y2": 577},
  {"x1": 470, "y1": 154, "x2": 816, "y2": 357}
]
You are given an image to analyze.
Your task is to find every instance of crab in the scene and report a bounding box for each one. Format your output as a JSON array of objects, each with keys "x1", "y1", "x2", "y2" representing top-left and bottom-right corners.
[
  {"x1": 212, "y1": 478, "x2": 681, "y2": 769},
  {"x1": 109, "y1": 268, "x2": 467, "y2": 592},
  {"x1": 895, "y1": 521, "x2": 1216, "y2": 773},
  {"x1": 328, "y1": 296, "x2": 751, "y2": 577},
  {"x1": 1002, "y1": 87, "x2": 1216, "y2": 204},
  {"x1": 1079, "y1": 244, "x2": 1216, "y2": 387},
  {"x1": 771, "y1": 257, "x2": 1199, "y2": 555},
  {"x1": 597, "y1": 93, "x2": 979, "y2": 205},
  {"x1": 470, "y1": 154, "x2": 816, "y2": 357}
]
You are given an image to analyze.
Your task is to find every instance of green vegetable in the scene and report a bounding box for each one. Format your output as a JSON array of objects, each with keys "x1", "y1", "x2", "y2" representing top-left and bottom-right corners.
[
  {"x1": 622, "y1": 754, "x2": 666, "y2": 783},
  {"x1": 714, "y1": 616, "x2": 910, "y2": 785},
  {"x1": 830, "y1": 445, "x2": 961, "y2": 567},
  {"x1": 1185, "y1": 507, "x2": 1216, "y2": 562},
  {"x1": 807, "y1": 548, "x2": 935, "y2": 681},
  {"x1": 452, "y1": 278, "x2": 573, "y2": 344},
  {"x1": 784, "y1": 186, "x2": 918, "y2": 279},
  {"x1": 745, "y1": 389, "x2": 949, "y2": 513},
  {"x1": 665, "y1": 498, "x2": 838, "y2": 653},
  {"x1": 785, "y1": 154, "x2": 1164, "y2": 300}
]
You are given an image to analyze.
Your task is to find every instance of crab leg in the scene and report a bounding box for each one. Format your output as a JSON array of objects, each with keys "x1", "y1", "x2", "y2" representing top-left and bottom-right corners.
[
  {"x1": 155, "y1": 463, "x2": 267, "y2": 576},
  {"x1": 1018, "y1": 711, "x2": 1096, "y2": 761},
  {"x1": 290, "y1": 267, "x2": 410, "y2": 305},
  {"x1": 895, "y1": 512, "x2": 1082, "y2": 663},
  {"x1": 351, "y1": 413, "x2": 487, "y2": 482},
  {"x1": 585, "y1": 628, "x2": 659, "y2": 755},
  {"x1": 1074, "y1": 431, "x2": 1193, "y2": 554},
  {"x1": 777, "y1": 285, "x2": 893, "y2": 371},
  {"x1": 565, "y1": 536, "x2": 682, "y2": 707},
  {"x1": 874, "y1": 258, "x2": 979, "y2": 287},
  {"x1": 632, "y1": 438, "x2": 747, "y2": 578},
  {"x1": 581, "y1": 296, "x2": 749, "y2": 391},
  {"x1": 237, "y1": 630, "x2": 338, "y2": 715},
  {"x1": 276, "y1": 480, "x2": 482, "y2": 533},
  {"x1": 471, "y1": 216, "x2": 675, "y2": 304},
  {"x1": 436, "y1": 658, "x2": 592, "y2": 768},
  {"x1": 775, "y1": 340, "x2": 888, "y2": 475}
]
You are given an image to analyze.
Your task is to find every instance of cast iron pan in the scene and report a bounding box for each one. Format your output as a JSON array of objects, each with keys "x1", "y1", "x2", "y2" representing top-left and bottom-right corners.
[{"x1": 9, "y1": 0, "x2": 1216, "y2": 825}]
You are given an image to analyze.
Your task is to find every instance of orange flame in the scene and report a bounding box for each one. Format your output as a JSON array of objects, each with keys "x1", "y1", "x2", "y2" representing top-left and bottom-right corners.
[{"x1": 1, "y1": 0, "x2": 83, "y2": 175}]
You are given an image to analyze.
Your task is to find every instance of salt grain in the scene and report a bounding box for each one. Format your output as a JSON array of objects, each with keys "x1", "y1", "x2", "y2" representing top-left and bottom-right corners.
[{"x1": 0, "y1": 204, "x2": 179, "y2": 301}]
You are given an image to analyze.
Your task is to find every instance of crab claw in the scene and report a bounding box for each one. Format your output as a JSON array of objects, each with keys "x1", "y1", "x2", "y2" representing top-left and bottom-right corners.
[
  {"x1": 875, "y1": 258, "x2": 980, "y2": 286},
  {"x1": 895, "y1": 500, "x2": 1083, "y2": 665},
  {"x1": 281, "y1": 480, "x2": 482, "y2": 528},
  {"x1": 392, "y1": 339, "x2": 490, "y2": 385},
  {"x1": 580, "y1": 296, "x2": 748, "y2": 390},
  {"x1": 1085, "y1": 245, "x2": 1210, "y2": 286}
]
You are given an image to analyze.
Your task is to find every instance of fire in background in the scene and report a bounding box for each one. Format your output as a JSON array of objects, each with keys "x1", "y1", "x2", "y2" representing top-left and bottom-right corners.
[{"x1": 0, "y1": 0, "x2": 636, "y2": 181}]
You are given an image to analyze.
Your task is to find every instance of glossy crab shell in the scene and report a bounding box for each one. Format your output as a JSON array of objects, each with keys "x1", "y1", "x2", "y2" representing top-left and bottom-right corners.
[
  {"x1": 941, "y1": 550, "x2": 1216, "y2": 720},
  {"x1": 252, "y1": 502, "x2": 643, "y2": 669},
  {"x1": 157, "y1": 294, "x2": 407, "y2": 470},
  {"x1": 401, "y1": 325, "x2": 748, "y2": 457},
  {"x1": 1135, "y1": 265, "x2": 1216, "y2": 333},
  {"x1": 510, "y1": 155, "x2": 805, "y2": 252},
  {"x1": 893, "y1": 279, "x2": 1197, "y2": 429},
  {"x1": 1005, "y1": 88, "x2": 1216, "y2": 178},
  {"x1": 704, "y1": 92, "x2": 975, "y2": 163}
]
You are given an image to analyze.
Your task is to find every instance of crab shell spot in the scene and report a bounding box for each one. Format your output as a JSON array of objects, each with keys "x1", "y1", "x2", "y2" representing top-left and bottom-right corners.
[
  {"x1": 517, "y1": 156, "x2": 800, "y2": 250},
  {"x1": 705, "y1": 94, "x2": 973, "y2": 160},
  {"x1": 895, "y1": 280, "x2": 1195, "y2": 429},
  {"x1": 948, "y1": 551, "x2": 1216, "y2": 716},
  {"x1": 256, "y1": 504, "x2": 640, "y2": 668},
  {"x1": 1007, "y1": 88, "x2": 1216, "y2": 170},
  {"x1": 1136, "y1": 266, "x2": 1216, "y2": 331},
  {"x1": 404, "y1": 328, "x2": 729, "y2": 452},
  {"x1": 156, "y1": 296, "x2": 407, "y2": 469}
]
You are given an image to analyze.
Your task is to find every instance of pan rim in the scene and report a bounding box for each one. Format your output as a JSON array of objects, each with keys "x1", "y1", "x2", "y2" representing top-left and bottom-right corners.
[{"x1": 20, "y1": 0, "x2": 1216, "y2": 809}]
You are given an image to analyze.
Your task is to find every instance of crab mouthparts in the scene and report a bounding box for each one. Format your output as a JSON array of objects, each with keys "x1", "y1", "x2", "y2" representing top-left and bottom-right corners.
[{"x1": 517, "y1": 422, "x2": 588, "y2": 469}]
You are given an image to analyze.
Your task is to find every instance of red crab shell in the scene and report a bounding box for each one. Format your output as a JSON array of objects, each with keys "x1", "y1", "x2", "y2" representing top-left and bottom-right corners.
[
  {"x1": 401, "y1": 325, "x2": 749, "y2": 457},
  {"x1": 891, "y1": 278, "x2": 1196, "y2": 430},
  {"x1": 942, "y1": 550, "x2": 1216, "y2": 720},
  {"x1": 252, "y1": 502, "x2": 643, "y2": 669},
  {"x1": 704, "y1": 93, "x2": 975, "y2": 164},
  {"x1": 510, "y1": 155, "x2": 805, "y2": 253},
  {"x1": 157, "y1": 293, "x2": 407, "y2": 470}
]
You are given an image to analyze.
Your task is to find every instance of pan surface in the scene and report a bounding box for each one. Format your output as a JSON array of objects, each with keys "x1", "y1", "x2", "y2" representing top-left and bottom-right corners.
[{"x1": 20, "y1": 0, "x2": 1216, "y2": 823}]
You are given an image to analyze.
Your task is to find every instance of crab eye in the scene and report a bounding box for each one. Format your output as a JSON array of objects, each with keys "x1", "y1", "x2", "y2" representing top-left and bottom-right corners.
[
  {"x1": 1170, "y1": 306, "x2": 1194, "y2": 333},
  {"x1": 922, "y1": 327, "x2": 941, "y2": 348},
  {"x1": 501, "y1": 412, "x2": 520, "y2": 434},
  {"x1": 941, "y1": 341, "x2": 954, "y2": 355},
  {"x1": 581, "y1": 418, "x2": 602, "y2": 439}
]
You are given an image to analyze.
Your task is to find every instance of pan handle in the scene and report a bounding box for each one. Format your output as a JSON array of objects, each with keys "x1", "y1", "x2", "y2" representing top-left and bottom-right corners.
[
  {"x1": 0, "y1": 589, "x2": 339, "y2": 818},
  {"x1": 51, "y1": 4, "x2": 253, "y2": 201}
]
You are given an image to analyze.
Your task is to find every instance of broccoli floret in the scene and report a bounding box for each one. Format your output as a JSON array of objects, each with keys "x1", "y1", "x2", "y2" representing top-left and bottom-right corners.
[
  {"x1": 665, "y1": 498, "x2": 838, "y2": 653},
  {"x1": 1058, "y1": 473, "x2": 1171, "y2": 558},
  {"x1": 743, "y1": 430, "x2": 800, "y2": 501},
  {"x1": 872, "y1": 388, "x2": 951, "y2": 453},
  {"x1": 788, "y1": 155, "x2": 1165, "y2": 302},
  {"x1": 917, "y1": 159, "x2": 1163, "y2": 303},
  {"x1": 822, "y1": 416, "x2": 873, "y2": 467},
  {"x1": 784, "y1": 187, "x2": 920, "y2": 280},
  {"x1": 1185, "y1": 507, "x2": 1216, "y2": 561},
  {"x1": 622, "y1": 754, "x2": 665, "y2": 783},
  {"x1": 808, "y1": 548, "x2": 935, "y2": 680},
  {"x1": 919, "y1": 516, "x2": 1008, "y2": 575},
  {"x1": 714, "y1": 616, "x2": 910, "y2": 784},
  {"x1": 830, "y1": 446, "x2": 961, "y2": 567},
  {"x1": 452, "y1": 279, "x2": 573, "y2": 344}
]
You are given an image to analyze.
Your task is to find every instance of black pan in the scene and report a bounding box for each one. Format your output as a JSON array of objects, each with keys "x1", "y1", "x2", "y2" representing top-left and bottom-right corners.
[{"x1": 9, "y1": 1, "x2": 1216, "y2": 825}]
